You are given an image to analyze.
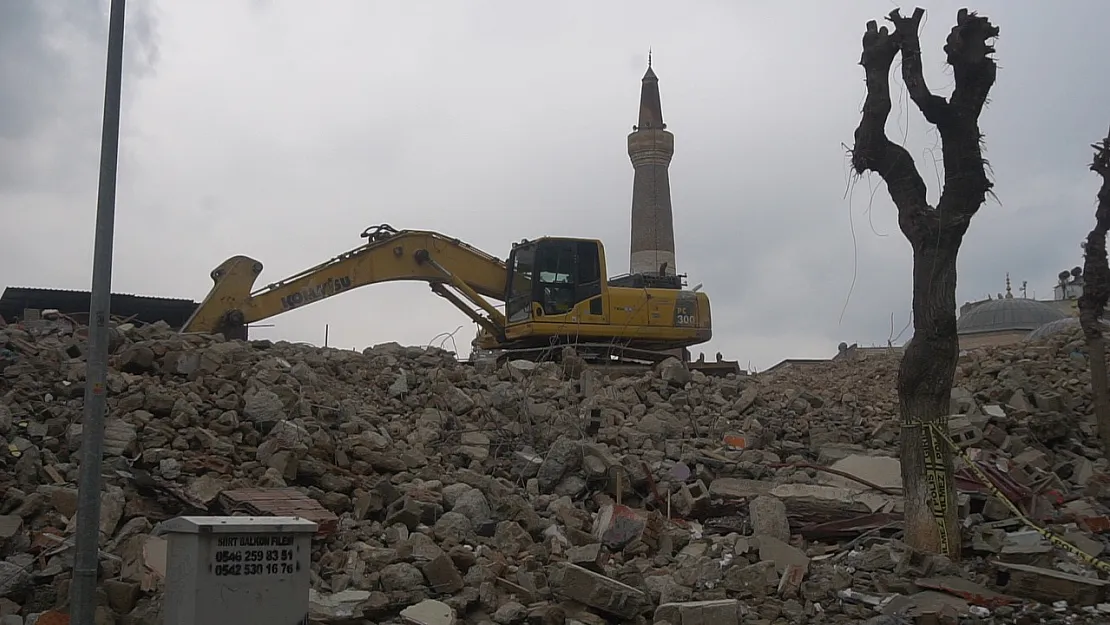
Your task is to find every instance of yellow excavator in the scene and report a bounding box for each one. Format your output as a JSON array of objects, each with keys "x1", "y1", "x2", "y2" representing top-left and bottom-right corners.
[{"x1": 182, "y1": 224, "x2": 734, "y2": 370}]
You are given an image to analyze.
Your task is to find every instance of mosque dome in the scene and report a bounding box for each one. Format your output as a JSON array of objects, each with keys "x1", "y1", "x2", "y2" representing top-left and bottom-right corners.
[
  {"x1": 956, "y1": 297, "x2": 1068, "y2": 336},
  {"x1": 1025, "y1": 316, "x2": 1110, "y2": 341}
]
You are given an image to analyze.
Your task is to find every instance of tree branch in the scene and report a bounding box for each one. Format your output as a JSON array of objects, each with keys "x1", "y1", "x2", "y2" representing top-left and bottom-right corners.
[
  {"x1": 935, "y1": 8, "x2": 999, "y2": 234},
  {"x1": 889, "y1": 8, "x2": 950, "y2": 126},
  {"x1": 946, "y1": 8, "x2": 1000, "y2": 118},
  {"x1": 851, "y1": 8, "x2": 1000, "y2": 243},
  {"x1": 1079, "y1": 128, "x2": 1110, "y2": 339},
  {"x1": 851, "y1": 17, "x2": 933, "y2": 239}
]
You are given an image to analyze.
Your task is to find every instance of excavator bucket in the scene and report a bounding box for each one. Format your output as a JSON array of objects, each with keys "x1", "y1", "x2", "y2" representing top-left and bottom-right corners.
[{"x1": 181, "y1": 255, "x2": 264, "y2": 339}]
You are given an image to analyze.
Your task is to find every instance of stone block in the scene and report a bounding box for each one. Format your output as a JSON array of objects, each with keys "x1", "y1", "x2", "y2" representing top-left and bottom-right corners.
[
  {"x1": 592, "y1": 504, "x2": 646, "y2": 550},
  {"x1": 982, "y1": 424, "x2": 1009, "y2": 449},
  {"x1": 654, "y1": 600, "x2": 739, "y2": 625},
  {"x1": 1012, "y1": 448, "x2": 1049, "y2": 477},
  {"x1": 566, "y1": 543, "x2": 606, "y2": 572},
  {"x1": 757, "y1": 536, "x2": 810, "y2": 575},
  {"x1": 1033, "y1": 391, "x2": 1064, "y2": 412},
  {"x1": 748, "y1": 495, "x2": 790, "y2": 542},
  {"x1": 421, "y1": 553, "x2": 464, "y2": 594},
  {"x1": 547, "y1": 562, "x2": 647, "y2": 619},
  {"x1": 385, "y1": 497, "x2": 424, "y2": 530}
]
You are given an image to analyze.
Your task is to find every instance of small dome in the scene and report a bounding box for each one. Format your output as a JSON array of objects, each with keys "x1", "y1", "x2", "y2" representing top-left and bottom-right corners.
[
  {"x1": 957, "y1": 298, "x2": 1068, "y2": 336},
  {"x1": 1026, "y1": 316, "x2": 1110, "y2": 341}
]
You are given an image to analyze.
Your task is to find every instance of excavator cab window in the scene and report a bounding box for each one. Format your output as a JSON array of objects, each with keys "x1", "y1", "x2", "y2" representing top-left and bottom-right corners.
[
  {"x1": 507, "y1": 239, "x2": 604, "y2": 321},
  {"x1": 534, "y1": 242, "x2": 575, "y2": 316},
  {"x1": 506, "y1": 245, "x2": 535, "y2": 323},
  {"x1": 575, "y1": 241, "x2": 602, "y2": 304}
]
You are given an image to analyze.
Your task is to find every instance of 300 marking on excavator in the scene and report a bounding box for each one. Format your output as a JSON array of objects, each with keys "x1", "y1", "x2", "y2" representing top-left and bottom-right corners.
[{"x1": 280, "y1": 277, "x2": 353, "y2": 310}]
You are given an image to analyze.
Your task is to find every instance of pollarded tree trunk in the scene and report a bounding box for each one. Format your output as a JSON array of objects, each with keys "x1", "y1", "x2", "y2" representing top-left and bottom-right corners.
[
  {"x1": 898, "y1": 240, "x2": 961, "y2": 553},
  {"x1": 850, "y1": 7, "x2": 998, "y2": 557},
  {"x1": 1079, "y1": 129, "x2": 1110, "y2": 457}
]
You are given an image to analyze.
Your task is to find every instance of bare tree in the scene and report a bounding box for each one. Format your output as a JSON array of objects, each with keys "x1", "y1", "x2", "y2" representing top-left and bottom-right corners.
[
  {"x1": 850, "y1": 7, "x2": 998, "y2": 556},
  {"x1": 1079, "y1": 129, "x2": 1110, "y2": 456}
]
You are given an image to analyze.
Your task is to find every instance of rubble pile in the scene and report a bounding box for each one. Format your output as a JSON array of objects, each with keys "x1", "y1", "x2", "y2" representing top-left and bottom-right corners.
[{"x1": 3, "y1": 317, "x2": 1110, "y2": 624}]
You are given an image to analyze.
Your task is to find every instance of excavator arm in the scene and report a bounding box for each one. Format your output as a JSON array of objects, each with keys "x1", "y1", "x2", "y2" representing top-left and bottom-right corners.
[{"x1": 181, "y1": 225, "x2": 509, "y2": 340}]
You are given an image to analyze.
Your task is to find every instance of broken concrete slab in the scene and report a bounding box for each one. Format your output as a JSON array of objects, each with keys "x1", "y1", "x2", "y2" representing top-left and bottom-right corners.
[
  {"x1": 769, "y1": 483, "x2": 897, "y2": 524},
  {"x1": 993, "y1": 561, "x2": 1110, "y2": 606},
  {"x1": 401, "y1": 599, "x2": 455, "y2": 625},
  {"x1": 308, "y1": 589, "x2": 372, "y2": 622},
  {"x1": 548, "y1": 562, "x2": 647, "y2": 619},
  {"x1": 818, "y1": 453, "x2": 903, "y2": 491},
  {"x1": 707, "y1": 478, "x2": 772, "y2": 501},
  {"x1": 654, "y1": 599, "x2": 739, "y2": 625}
]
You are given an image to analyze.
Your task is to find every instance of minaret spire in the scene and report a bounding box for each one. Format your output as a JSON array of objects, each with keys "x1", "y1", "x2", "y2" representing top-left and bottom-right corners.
[{"x1": 636, "y1": 54, "x2": 665, "y2": 131}]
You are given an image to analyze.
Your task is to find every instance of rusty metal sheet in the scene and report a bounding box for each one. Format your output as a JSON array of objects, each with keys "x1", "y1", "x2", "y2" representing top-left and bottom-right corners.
[
  {"x1": 915, "y1": 576, "x2": 1019, "y2": 609},
  {"x1": 955, "y1": 461, "x2": 1031, "y2": 504},
  {"x1": 35, "y1": 612, "x2": 70, "y2": 625},
  {"x1": 798, "y1": 512, "x2": 903, "y2": 540}
]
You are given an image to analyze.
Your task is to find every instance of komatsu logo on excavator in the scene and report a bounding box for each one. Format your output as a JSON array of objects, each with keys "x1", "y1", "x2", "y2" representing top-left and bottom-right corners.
[{"x1": 280, "y1": 277, "x2": 353, "y2": 310}]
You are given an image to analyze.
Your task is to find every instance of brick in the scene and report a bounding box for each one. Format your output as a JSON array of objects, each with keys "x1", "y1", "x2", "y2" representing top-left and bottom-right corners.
[
  {"x1": 673, "y1": 480, "x2": 709, "y2": 517},
  {"x1": 218, "y1": 487, "x2": 339, "y2": 536},
  {"x1": 947, "y1": 415, "x2": 983, "y2": 448}
]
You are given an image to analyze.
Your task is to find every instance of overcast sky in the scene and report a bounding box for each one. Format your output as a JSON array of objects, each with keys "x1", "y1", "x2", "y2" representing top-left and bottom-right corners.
[{"x1": 3, "y1": 1, "x2": 1108, "y2": 370}]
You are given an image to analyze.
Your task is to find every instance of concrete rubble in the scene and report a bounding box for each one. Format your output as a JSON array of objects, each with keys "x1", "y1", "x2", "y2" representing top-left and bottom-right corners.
[{"x1": 3, "y1": 316, "x2": 1110, "y2": 624}]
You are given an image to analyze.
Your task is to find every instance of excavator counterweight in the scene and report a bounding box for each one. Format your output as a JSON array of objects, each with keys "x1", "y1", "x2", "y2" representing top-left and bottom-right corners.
[{"x1": 182, "y1": 225, "x2": 730, "y2": 372}]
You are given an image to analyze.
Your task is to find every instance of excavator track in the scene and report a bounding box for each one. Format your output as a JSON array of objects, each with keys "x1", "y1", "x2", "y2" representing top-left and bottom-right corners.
[{"x1": 471, "y1": 342, "x2": 743, "y2": 378}]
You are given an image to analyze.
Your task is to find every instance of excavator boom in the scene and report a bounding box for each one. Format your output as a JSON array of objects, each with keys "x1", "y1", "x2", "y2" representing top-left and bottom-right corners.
[{"x1": 182, "y1": 225, "x2": 508, "y2": 340}]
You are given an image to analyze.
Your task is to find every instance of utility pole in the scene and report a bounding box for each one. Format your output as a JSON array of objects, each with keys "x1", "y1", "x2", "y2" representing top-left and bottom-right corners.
[{"x1": 71, "y1": 0, "x2": 126, "y2": 622}]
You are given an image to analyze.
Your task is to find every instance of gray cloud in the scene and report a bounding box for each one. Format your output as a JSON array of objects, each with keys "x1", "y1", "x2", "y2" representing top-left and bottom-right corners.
[
  {"x1": 2, "y1": 1, "x2": 1108, "y2": 370},
  {"x1": 0, "y1": 0, "x2": 159, "y2": 191}
]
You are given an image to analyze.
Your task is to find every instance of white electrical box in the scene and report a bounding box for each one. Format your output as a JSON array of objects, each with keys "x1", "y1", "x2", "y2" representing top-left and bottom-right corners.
[{"x1": 162, "y1": 516, "x2": 317, "y2": 625}]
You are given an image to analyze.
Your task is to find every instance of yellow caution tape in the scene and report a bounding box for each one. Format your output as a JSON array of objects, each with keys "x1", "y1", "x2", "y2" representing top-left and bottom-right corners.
[
  {"x1": 904, "y1": 419, "x2": 954, "y2": 557},
  {"x1": 926, "y1": 421, "x2": 1110, "y2": 575}
]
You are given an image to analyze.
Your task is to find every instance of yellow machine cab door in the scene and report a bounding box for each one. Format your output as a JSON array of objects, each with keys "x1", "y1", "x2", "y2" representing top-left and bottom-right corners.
[{"x1": 504, "y1": 239, "x2": 608, "y2": 334}]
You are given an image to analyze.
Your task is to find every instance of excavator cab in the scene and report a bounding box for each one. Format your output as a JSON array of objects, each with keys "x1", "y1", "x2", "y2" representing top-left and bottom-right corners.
[{"x1": 504, "y1": 238, "x2": 604, "y2": 326}]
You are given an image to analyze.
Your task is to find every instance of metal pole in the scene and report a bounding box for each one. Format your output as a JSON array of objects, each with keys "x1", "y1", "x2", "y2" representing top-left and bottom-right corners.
[
  {"x1": 71, "y1": 0, "x2": 126, "y2": 622},
  {"x1": 325, "y1": 323, "x2": 329, "y2": 347}
]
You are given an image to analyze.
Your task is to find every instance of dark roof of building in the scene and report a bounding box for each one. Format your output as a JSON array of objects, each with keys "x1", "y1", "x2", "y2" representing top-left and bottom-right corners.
[
  {"x1": 956, "y1": 296, "x2": 1068, "y2": 336},
  {"x1": 0, "y1": 287, "x2": 199, "y2": 329}
]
